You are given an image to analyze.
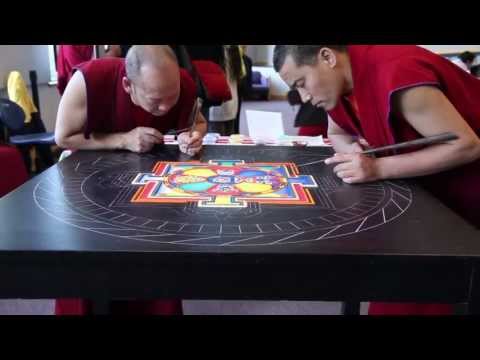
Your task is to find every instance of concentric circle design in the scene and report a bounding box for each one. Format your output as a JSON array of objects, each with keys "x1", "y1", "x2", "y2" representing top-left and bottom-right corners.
[{"x1": 33, "y1": 147, "x2": 413, "y2": 246}]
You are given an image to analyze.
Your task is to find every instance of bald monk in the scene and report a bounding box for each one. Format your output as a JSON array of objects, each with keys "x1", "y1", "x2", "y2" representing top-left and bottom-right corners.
[
  {"x1": 274, "y1": 45, "x2": 480, "y2": 316},
  {"x1": 56, "y1": 45, "x2": 206, "y2": 157},
  {"x1": 54, "y1": 45, "x2": 207, "y2": 315}
]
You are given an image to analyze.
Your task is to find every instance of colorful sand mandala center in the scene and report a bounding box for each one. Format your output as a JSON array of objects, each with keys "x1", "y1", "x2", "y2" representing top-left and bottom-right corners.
[{"x1": 131, "y1": 160, "x2": 318, "y2": 208}]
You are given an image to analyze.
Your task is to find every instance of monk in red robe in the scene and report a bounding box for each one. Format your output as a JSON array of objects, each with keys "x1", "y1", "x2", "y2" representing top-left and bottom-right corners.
[
  {"x1": 274, "y1": 45, "x2": 480, "y2": 316},
  {"x1": 56, "y1": 45, "x2": 95, "y2": 95},
  {"x1": 54, "y1": 45, "x2": 207, "y2": 315}
]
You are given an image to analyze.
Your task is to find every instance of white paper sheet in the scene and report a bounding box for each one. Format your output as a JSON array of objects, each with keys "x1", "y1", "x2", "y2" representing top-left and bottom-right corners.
[{"x1": 246, "y1": 110, "x2": 285, "y2": 141}]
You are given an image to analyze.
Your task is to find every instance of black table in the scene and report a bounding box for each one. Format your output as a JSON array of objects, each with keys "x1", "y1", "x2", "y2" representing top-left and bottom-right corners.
[{"x1": 0, "y1": 145, "x2": 479, "y2": 314}]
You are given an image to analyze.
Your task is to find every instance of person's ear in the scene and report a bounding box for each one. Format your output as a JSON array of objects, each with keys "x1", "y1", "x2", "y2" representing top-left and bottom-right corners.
[
  {"x1": 317, "y1": 48, "x2": 337, "y2": 68},
  {"x1": 122, "y1": 76, "x2": 133, "y2": 94}
]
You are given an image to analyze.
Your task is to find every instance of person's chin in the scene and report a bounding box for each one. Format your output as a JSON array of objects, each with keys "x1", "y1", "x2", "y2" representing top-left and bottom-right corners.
[
  {"x1": 151, "y1": 110, "x2": 167, "y2": 116},
  {"x1": 320, "y1": 101, "x2": 336, "y2": 111},
  {"x1": 313, "y1": 101, "x2": 327, "y2": 110}
]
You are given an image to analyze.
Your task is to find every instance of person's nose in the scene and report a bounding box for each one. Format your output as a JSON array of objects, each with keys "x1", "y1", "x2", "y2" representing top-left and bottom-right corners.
[{"x1": 297, "y1": 88, "x2": 312, "y2": 103}]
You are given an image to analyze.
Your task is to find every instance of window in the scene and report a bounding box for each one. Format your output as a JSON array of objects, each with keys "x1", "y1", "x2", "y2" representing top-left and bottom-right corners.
[{"x1": 47, "y1": 45, "x2": 57, "y2": 85}]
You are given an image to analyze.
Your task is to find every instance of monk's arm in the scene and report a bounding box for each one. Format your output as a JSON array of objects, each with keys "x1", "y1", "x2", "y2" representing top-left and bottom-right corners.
[
  {"x1": 55, "y1": 71, "x2": 163, "y2": 152},
  {"x1": 193, "y1": 112, "x2": 207, "y2": 137},
  {"x1": 374, "y1": 86, "x2": 480, "y2": 179},
  {"x1": 328, "y1": 115, "x2": 363, "y2": 153},
  {"x1": 54, "y1": 71, "x2": 134, "y2": 151}
]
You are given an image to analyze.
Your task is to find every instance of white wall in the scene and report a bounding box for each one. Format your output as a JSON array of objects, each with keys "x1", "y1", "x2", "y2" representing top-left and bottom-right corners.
[
  {"x1": 251, "y1": 45, "x2": 274, "y2": 65},
  {"x1": 420, "y1": 45, "x2": 480, "y2": 54},
  {"x1": 36, "y1": 85, "x2": 60, "y2": 131},
  {"x1": 247, "y1": 45, "x2": 275, "y2": 65},
  {"x1": 0, "y1": 45, "x2": 52, "y2": 88},
  {"x1": 245, "y1": 46, "x2": 256, "y2": 62}
]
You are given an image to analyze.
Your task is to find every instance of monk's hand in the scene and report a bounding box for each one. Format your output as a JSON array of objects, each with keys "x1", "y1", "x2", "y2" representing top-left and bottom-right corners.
[
  {"x1": 325, "y1": 149, "x2": 380, "y2": 184},
  {"x1": 178, "y1": 131, "x2": 204, "y2": 156},
  {"x1": 357, "y1": 138, "x2": 371, "y2": 150},
  {"x1": 123, "y1": 127, "x2": 163, "y2": 153}
]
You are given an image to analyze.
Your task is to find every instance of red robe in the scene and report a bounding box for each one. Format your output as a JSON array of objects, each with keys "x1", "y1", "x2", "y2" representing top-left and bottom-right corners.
[
  {"x1": 56, "y1": 45, "x2": 94, "y2": 95},
  {"x1": 55, "y1": 58, "x2": 196, "y2": 316},
  {"x1": 328, "y1": 45, "x2": 480, "y2": 315},
  {"x1": 298, "y1": 124, "x2": 328, "y2": 137},
  {"x1": 0, "y1": 145, "x2": 28, "y2": 197}
]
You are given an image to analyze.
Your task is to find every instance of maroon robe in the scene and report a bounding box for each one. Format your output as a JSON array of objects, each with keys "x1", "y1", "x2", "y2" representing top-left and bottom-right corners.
[
  {"x1": 56, "y1": 45, "x2": 94, "y2": 95},
  {"x1": 328, "y1": 45, "x2": 480, "y2": 315},
  {"x1": 0, "y1": 145, "x2": 28, "y2": 197},
  {"x1": 298, "y1": 124, "x2": 328, "y2": 137},
  {"x1": 55, "y1": 57, "x2": 196, "y2": 316},
  {"x1": 329, "y1": 46, "x2": 480, "y2": 227}
]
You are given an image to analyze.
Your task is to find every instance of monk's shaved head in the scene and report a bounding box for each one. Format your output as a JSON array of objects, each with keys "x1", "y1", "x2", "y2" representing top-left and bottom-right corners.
[
  {"x1": 125, "y1": 45, "x2": 178, "y2": 81},
  {"x1": 122, "y1": 45, "x2": 181, "y2": 116}
]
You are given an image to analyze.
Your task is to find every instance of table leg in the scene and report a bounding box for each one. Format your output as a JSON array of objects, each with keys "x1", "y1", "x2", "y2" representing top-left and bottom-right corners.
[
  {"x1": 342, "y1": 301, "x2": 361, "y2": 315},
  {"x1": 91, "y1": 299, "x2": 110, "y2": 315},
  {"x1": 467, "y1": 264, "x2": 480, "y2": 315}
]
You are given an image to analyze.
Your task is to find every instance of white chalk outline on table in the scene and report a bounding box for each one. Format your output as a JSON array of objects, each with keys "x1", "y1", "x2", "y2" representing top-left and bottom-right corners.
[{"x1": 34, "y1": 153, "x2": 413, "y2": 246}]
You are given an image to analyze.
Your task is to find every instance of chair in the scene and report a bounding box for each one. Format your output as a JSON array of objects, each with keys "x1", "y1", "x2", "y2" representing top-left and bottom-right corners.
[
  {"x1": 247, "y1": 71, "x2": 269, "y2": 101},
  {"x1": 6, "y1": 71, "x2": 55, "y2": 173},
  {"x1": 9, "y1": 71, "x2": 56, "y2": 146},
  {"x1": 181, "y1": 46, "x2": 232, "y2": 121},
  {"x1": 0, "y1": 98, "x2": 25, "y2": 132}
]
